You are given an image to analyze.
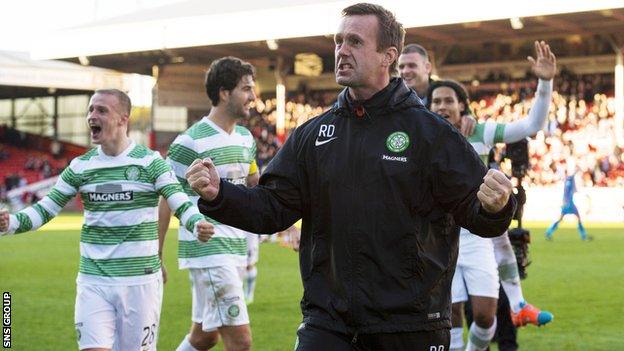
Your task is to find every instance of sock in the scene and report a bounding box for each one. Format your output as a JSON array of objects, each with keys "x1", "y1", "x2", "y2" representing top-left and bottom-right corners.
[
  {"x1": 546, "y1": 221, "x2": 559, "y2": 237},
  {"x1": 578, "y1": 222, "x2": 588, "y2": 240},
  {"x1": 492, "y1": 234, "x2": 524, "y2": 312},
  {"x1": 450, "y1": 327, "x2": 464, "y2": 351},
  {"x1": 245, "y1": 266, "x2": 258, "y2": 302},
  {"x1": 466, "y1": 319, "x2": 497, "y2": 351},
  {"x1": 176, "y1": 334, "x2": 200, "y2": 351}
]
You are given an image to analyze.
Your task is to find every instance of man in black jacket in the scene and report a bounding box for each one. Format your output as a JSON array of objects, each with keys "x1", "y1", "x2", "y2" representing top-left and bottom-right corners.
[{"x1": 187, "y1": 3, "x2": 516, "y2": 350}]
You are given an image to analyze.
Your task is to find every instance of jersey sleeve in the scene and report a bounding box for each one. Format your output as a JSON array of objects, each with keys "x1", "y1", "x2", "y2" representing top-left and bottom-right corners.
[
  {"x1": 501, "y1": 79, "x2": 552, "y2": 143},
  {"x1": 481, "y1": 121, "x2": 506, "y2": 147},
  {"x1": 149, "y1": 153, "x2": 203, "y2": 234},
  {"x1": 5, "y1": 163, "x2": 79, "y2": 235},
  {"x1": 249, "y1": 140, "x2": 258, "y2": 175},
  {"x1": 166, "y1": 134, "x2": 199, "y2": 196}
]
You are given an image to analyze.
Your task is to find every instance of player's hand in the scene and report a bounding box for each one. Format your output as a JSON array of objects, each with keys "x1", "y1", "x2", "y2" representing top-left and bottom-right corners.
[
  {"x1": 528, "y1": 40, "x2": 556, "y2": 81},
  {"x1": 196, "y1": 220, "x2": 215, "y2": 243},
  {"x1": 459, "y1": 114, "x2": 477, "y2": 137},
  {"x1": 477, "y1": 169, "x2": 513, "y2": 213},
  {"x1": 161, "y1": 262, "x2": 168, "y2": 284},
  {"x1": 0, "y1": 210, "x2": 9, "y2": 234},
  {"x1": 289, "y1": 226, "x2": 301, "y2": 252},
  {"x1": 186, "y1": 158, "x2": 221, "y2": 201}
]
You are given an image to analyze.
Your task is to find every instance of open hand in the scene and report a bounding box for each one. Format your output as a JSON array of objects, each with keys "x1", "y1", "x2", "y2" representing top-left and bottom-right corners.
[{"x1": 528, "y1": 40, "x2": 556, "y2": 81}]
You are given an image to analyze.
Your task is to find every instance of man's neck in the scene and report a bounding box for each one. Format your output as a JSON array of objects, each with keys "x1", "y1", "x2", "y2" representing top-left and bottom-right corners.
[
  {"x1": 348, "y1": 75, "x2": 390, "y2": 102},
  {"x1": 100, "y1": 136, "x2": 131, "y2": 157},
  {"x1": 415, "y1": 81, "x2": 429, "y2": 99},
  {"x1": 208, "y1": 107, "x2": 237, "y2": 134}
]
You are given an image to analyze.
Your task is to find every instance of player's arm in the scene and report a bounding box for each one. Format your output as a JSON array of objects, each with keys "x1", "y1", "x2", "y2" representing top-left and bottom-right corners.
[
  {"x1": 496, "y1": 79, "x2": 551, "y2": 144},
  {"x1": 157, "y1": 197, "x2": 171, "y2": 283},
  {"x1": 150, "y1": 155, "x2": 213, "y2": 243},
  {"x1": 157, "y1": 197, "x2": 172, "y2": 257},
  {"x1": 246, "y1": 140, "x2": 260, "y2": 188},
  {"x1": 247, "y1": 161, "x2": 260, "y2": 188},
  {"x1": 499, "y1": 41, "x2": 556, "y2": 144},
  {"x1": 0, "y1": 166, "x2": 78, "y2": 236}
]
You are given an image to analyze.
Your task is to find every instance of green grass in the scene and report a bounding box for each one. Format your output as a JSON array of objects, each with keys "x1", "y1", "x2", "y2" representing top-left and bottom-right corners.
[{"x1": 0, "y1": 216, "x2": 622, "y2": 350}]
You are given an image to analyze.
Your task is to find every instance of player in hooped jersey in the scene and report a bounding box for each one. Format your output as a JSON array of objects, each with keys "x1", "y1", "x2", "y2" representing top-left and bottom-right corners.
[
  {"x1": 158, "y1": 57, "x2": 258, "y2": 351},
  {"x1": 0, "y1": 89, "x2": 214, "y2": 351},
  {"x1": 426, "y1": 41, "x2": 556, "y2": 350}
]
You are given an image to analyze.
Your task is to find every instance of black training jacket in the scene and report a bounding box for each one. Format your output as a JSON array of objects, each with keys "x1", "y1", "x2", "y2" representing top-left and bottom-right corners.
[{"x1": 198, "y1": 78, "x2": 516, "y2": 335}]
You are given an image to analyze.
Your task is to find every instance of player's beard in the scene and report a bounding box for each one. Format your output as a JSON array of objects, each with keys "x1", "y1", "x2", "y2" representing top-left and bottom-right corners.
[{"x1": 226, "y1": 100, "x2": 249, "y2": 120}]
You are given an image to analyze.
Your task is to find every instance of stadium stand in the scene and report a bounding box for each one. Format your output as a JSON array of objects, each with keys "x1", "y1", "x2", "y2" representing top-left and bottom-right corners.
[{"x1": 0, "y1": 125, "x2": 85, "y2": 187}]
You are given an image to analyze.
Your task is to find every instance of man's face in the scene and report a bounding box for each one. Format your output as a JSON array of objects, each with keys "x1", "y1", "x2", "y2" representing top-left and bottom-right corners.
[
  {"x1": 398, "y1": 52, "x2": 431, "y2": 90},
  {"x1": 224, "y1": 75, "x2": 256, "y2": 119},
  {"x1": 429, "y1": 86, "x2": 464, "y2": 129},
  {"x1": 334, "y1": 15, "x2": 386, "y2": 89},
  {"x1": 86, "y1": 93, "x2": 127, "y2": 145}
]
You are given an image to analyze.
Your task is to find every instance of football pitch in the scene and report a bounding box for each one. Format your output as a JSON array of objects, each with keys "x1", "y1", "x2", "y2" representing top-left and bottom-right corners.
[{"x1": 0, "y1": 214, "x2": 622, "y2": 350}]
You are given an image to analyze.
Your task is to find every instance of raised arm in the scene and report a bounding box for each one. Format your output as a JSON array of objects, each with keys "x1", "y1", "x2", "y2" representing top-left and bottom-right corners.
[{"x1": 501, "y1": 41, "x2": 556, "y2": 143}]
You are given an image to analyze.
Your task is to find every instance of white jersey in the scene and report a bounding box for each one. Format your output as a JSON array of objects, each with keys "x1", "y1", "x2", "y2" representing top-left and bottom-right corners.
[
  {"x1": 6, "y1": 141, "x2": 204, "y2": 286},
  {"x1": 167, "y1": 117, "x2": 257, "y2": 269}
]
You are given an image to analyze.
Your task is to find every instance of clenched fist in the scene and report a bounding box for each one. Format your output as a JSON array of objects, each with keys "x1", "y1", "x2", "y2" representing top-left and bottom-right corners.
[
  {"x1": 477, "y1": 169, "x2": 513, "y2": 214},
  {"x1": 196, "y1": 220, "x2": 215, "y2": 243},
  {"x1": 186, "y1": 158, "x2": 221, "y2": 201}
]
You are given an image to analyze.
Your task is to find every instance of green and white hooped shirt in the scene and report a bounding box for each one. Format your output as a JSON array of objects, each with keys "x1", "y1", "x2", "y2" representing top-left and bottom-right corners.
[
  {"x1": 6, "y1": 141, "x2": 204, "y2": 285},
  {"x1": 166, "y1": 117, "x2": 257, "y2": 269}
]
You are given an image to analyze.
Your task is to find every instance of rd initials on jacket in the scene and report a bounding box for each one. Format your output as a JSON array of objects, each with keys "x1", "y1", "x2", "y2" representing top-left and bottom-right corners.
[{"x1": 315, "y1": 124, "x2": 337, "y2": 146}]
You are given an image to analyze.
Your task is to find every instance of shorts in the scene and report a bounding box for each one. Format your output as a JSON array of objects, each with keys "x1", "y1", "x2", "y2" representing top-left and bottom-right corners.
[
  {"x1": 246, "y1": 233, "x2": 259, "y2": 266},
  {"x1": 561, "y1": 203, "x2": 579, "y2": 216},
  {"x1": 190, "y1": 265, "x2": 249, "y2": 331},
  {"x1": 451, "y1": 232, "x2": 499, "y2": 303},
  {"x1": 75, "y1": 278, "x2": 163, "y2": 350},
  {"x1": 294, "y1": 323, "x2": 450, "y2": 351}
]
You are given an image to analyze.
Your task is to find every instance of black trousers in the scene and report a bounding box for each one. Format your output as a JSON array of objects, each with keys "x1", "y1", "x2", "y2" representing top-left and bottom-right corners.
[
  {"x1": 464, "y1": 286, "x2": 518, "y2": 351},
  {"x1": 294, "y1": 322, "x2": 450, "y2": 351}
]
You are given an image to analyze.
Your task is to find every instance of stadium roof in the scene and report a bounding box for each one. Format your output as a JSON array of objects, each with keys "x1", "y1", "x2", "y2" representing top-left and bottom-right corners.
[
  {"x1": 39, "y1": 7, "x2": 624, "y2": 77},
  {"x1": 32, "y1": 0, "x2": 624, "y2": 62},
  {"x1": 0, "y1": 51, "x2": 128, "y2": 98}
]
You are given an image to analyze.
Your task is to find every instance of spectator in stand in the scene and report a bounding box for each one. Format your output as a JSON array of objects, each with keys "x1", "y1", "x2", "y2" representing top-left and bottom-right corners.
[
  {"x1": 0, "y1": 184, "x2": 7, "y2": 203},
  {"x1": 0, "y1": 145, "x2": 9, "y2": 161}
]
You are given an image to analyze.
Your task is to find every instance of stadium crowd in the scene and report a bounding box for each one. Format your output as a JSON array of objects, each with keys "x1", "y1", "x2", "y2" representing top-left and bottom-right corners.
[{"x1": 468, "y1": 71, "x2": 623, "y2": 187}]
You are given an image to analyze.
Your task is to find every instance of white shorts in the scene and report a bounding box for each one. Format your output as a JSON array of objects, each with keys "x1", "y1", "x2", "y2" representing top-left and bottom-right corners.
[
  {"x1": 451, "y1": 231, "x2": 499, "y2": 303},
  {"x1": 246, "y1": 233, "x2": 259, "y2": 266},
  {"x1": 75, "y1": 278, "x2": 163, "y2": 350},
  {"x1": 190, "y1": 265, "x2": 249, "y2": 331}
]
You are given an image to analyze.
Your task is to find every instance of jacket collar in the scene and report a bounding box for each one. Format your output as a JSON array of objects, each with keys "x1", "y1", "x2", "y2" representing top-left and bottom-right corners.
[{"x1": 333, "y1": 78, "x2": 424, "y2": 118}]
